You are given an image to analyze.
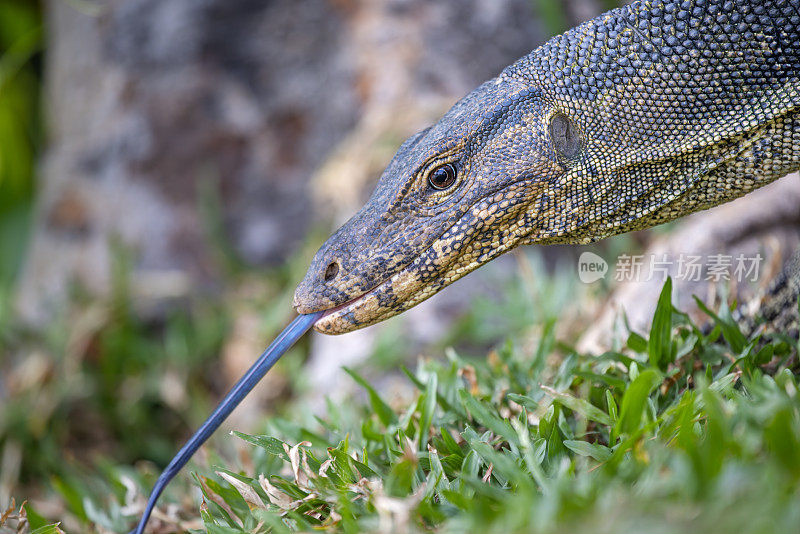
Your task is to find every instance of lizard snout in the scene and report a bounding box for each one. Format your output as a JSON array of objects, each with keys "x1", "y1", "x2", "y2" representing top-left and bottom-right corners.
[{"x1": 292, "y1": 255, "x2": 344, "y2": 313}]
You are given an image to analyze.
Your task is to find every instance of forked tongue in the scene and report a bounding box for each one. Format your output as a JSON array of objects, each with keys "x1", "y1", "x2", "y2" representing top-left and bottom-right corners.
[{"x1": 131, "y1": 311, "x2": 323, "y2": 534}]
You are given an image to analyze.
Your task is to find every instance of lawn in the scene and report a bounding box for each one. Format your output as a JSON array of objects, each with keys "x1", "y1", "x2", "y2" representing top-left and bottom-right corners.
[{"x1": 5, "y1": 272, "x2": 798, "y2": 533}]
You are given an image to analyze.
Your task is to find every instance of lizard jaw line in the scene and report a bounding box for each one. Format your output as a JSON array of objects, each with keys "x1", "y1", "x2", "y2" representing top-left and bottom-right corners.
[{"x1": 313, "y1": 271, "x2": 404, "y2": 334}]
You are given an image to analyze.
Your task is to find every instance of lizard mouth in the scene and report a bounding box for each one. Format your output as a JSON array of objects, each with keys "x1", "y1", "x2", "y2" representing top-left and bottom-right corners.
[{"x1": 313, "y1": 260, "x2": 422, "y2": 334}]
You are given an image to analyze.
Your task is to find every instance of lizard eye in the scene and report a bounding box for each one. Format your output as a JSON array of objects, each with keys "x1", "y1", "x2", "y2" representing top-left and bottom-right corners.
[{"x1": 428, "y1": 163, "x2": 457, "y2": 190}]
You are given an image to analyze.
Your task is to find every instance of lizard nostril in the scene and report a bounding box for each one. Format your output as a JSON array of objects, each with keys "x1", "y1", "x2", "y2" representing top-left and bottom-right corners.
[{"x1": 323, "y1": 261, "x2": 339, "y2": 282}]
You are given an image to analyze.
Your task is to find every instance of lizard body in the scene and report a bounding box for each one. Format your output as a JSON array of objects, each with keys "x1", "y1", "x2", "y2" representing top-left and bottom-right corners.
[{"x1": 294, "y1": 0, "x2": 800, "y2": 334}]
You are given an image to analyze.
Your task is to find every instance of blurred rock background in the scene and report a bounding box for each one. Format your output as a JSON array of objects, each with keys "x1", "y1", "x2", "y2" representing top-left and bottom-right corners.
[{"x1": 16, "y1": 0, "x2": 553, "y2": 321}]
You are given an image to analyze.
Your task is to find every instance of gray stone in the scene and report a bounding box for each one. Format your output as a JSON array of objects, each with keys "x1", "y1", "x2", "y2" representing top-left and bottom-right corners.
[{"x1": 19, "y1": 0, "x2": 547, "y2": 322}]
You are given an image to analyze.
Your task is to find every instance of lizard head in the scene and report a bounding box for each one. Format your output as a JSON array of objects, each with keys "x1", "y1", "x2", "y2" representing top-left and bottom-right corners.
[{"x1": 293, "y1": 75, "x2": 577, "y2": 334}]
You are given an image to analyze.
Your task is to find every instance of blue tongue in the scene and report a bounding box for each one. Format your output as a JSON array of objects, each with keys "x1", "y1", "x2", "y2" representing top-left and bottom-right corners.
[{"x1": 132, "y1": 311, "x2": 323, "y2": 534}]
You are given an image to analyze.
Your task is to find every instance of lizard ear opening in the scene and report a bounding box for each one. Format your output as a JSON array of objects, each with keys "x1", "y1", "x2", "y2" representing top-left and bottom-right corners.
[{"x1": 549, "y1": 112, "x2": 582, "y2": 159}]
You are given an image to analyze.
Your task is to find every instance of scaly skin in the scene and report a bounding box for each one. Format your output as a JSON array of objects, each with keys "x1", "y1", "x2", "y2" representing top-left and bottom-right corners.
[{"x1": 294, "y1": 0, "x2": 800, "y2": 334}]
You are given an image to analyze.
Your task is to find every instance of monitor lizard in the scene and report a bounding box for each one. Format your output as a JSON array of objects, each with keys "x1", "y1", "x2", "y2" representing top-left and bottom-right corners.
[{"x1": 293, "y1": 0, "x2": 800, "y2": 335}]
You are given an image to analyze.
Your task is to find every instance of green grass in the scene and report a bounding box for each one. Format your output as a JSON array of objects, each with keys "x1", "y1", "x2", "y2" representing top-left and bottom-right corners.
[
  {"x1": 116, "y1": 278, "x2": 798, "y2": 534},
  {"x1": 0, "y1": 0, "x2": 41, "y2": 299},
  {"x1": 5, "y1": 262, "x2": 797, "y2": 533}
]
